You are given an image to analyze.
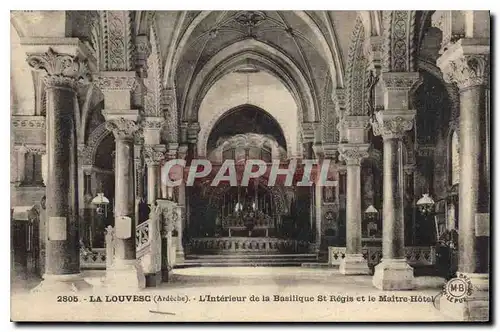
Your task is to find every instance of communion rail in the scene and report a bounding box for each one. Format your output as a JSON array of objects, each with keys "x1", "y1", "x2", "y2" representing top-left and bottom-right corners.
[
  {"x1": 328, "y1": 246, "x2": 436, "y2": 267},
  {"x1": 187, "y1": 237, "x2": 311, "y2": 255}
]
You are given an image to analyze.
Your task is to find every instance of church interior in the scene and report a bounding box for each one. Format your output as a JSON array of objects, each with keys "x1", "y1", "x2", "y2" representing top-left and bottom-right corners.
[{"x1": 10, "y1": 10, "x2": 490, "y2": 321}]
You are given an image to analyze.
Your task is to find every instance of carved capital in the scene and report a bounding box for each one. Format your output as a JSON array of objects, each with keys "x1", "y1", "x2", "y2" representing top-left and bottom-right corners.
[
  {"x1": 26, "y1": 47, "x2": 90, "y2": 89},
  {"x1": 440, "y1": 53, "x2": 489, "y2": 91},
  {"x1": 339, "y1": 144, "x2": 369, "y2": 166},
  {"x1": 371, "y1": 110, "x2": 416, "y2": 140},
  {"x1": 381, "y1": 72, "x2": 422, "y2": 91},
  {"x1": 105, "y1": 118, "x2": 139, "y2": 140},
  {"x1": 77, "y1": 144, "x2": 93, "y2": 165},
  {"x1": 143, "y1": 144, "x2": 166, "y2": 166},
  {"x1": 14, "y1": 143, "x2": 46, "y2": 155}
]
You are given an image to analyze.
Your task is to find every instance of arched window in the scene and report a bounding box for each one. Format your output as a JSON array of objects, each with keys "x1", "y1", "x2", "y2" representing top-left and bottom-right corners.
[{"x1": 451, "y1": 131, "x2": 460, "y2": 185}]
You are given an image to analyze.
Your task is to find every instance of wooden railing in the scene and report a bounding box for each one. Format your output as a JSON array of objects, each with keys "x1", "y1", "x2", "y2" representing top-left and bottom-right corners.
[
  {"x1": 328, "y1": 246, "x2": 436, "y2": 267},
  {"x1": 188, "y1": 237, "x2": 310, "y2": 254}
]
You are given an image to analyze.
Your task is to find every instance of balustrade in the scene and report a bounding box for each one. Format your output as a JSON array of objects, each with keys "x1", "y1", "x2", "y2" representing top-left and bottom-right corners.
[
  {"x1": 188, "y1": 237, "x2": 309, "y2": 254},
  {"x1": 328, "y1": 246, "x2": 436, "y2": 267}
]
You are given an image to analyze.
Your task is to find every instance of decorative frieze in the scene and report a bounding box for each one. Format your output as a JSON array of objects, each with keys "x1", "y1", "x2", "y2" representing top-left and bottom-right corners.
[
  {"x1": 371, "y1": 110, "x2": 416, "y2": 140},
  {"x1": 339, "y1": 144, "x2": 370, "y2": 166},
  {"x1": 100, "y1": 11, "x2": 134, "y2": 71},
  {"x1": 382, "y1": 11, "x2": 416, "y2": 73},
  {"x1": 11, "y1": 116, "x2": 45, "y2": 129},
  {"x1": 26, "y1": 47, "x2": 89, "y2": 89},
  {"x1": 381, "y1": 72, "x2": 421, "y2": 91},
  {"x1": 93, "y1": 74, "x2": 137, "y2": 91}
]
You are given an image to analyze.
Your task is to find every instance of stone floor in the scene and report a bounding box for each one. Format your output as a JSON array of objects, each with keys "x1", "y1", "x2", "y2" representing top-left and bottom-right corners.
[{"x1": 11, "y1": 266, "x2": 456, "y2": 322}]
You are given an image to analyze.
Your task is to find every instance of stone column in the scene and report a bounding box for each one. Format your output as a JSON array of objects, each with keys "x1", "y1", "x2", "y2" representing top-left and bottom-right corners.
[
  {"x1": 15, "y1": 145, "x2": 28, "y2": 185},
  {"x1": 339, "y1": 144, "x2": 370, "y2": 275},
  {"x1": 142, "y1": 138, "x2": 165, "y2": 287},
  {"x1": 172, "y1": 143, "x2": 185, "y2": 263},
  {"x1": 438, "y1": 39, "x2": 490, "y2": 320},
  {"x1": 26, "y1": 47, "x2": 91, "y2": 292},
  {"x1": 96, "y1": 72, "x2": 145, "y2": 290},
  {"x1": 371, "y1": 71, "x2": 421, "y2": 290}
]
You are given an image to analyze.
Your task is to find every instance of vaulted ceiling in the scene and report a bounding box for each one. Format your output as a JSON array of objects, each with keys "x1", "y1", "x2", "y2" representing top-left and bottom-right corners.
[{"x1": 154, "y1": 10, "x2": 358, "y2": 120}]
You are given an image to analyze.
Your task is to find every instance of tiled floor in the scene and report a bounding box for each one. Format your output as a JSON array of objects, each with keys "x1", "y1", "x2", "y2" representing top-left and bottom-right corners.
[{"x1": 11, "y1": 266, "x2": 454, "y2": 322}]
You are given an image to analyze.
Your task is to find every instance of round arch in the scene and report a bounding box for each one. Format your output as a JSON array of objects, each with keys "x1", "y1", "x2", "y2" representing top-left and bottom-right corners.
[
  {"x1": 196, "y1": 71, "x2": 298, "y2": 158},
  {"x1": 183, "y1": 39, "x2": 316, "y2": 123}
]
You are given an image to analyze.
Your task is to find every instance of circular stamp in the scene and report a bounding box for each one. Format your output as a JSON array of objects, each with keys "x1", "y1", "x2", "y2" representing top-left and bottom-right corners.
[{"x1": 443, "y1": 273, "x2": 474, "y2": 303}]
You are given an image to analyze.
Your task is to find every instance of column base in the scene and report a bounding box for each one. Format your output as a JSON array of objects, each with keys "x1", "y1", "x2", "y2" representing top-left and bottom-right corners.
[
  {"x1": 31, "y1": 273, "x2": 92, "y2": 293},
  {"x1": 439, "y1": 273, "x2": 490, "y2": 321},
  {"x1": 161, "y1": 267, "x2": 170, "y2": 283},
  {"x1": 372, "y1": 258, "x2": 414, "y2": 290},
  {"x1": 144, "y1": 271, "x2": 162, "y2": 288},
  {"x1": 339, "y1": 254, "x2": 370, "y2": 275},
  {"x1": 105, "y1": 259, "x2": 146, "y2": 290},
  {"x1": 175, "y1": 250, "x2": 185, "y2": 264}
]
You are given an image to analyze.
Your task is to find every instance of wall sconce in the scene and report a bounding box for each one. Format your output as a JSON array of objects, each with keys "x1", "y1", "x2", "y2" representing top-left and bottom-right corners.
[
  {"x1": 365, "y1": 205, "x2": 378, "y2": 220},
  {"x1": 417, "y1": 193, "x2": 435, "y2": 215},
  {"x1": 91, "y1": 193, "x2": 110, "y2": 218}
]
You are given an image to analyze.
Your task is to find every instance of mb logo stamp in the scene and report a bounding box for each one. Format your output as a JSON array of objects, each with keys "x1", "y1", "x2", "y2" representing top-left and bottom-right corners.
[{"x1": 443, "y1": 273, "x2": 474, "y2": 303}]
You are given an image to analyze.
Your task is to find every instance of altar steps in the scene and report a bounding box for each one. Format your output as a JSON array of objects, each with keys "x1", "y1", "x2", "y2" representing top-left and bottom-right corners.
[{"x1": 179, "y1": 253, "x2": 318, "y2": 267}]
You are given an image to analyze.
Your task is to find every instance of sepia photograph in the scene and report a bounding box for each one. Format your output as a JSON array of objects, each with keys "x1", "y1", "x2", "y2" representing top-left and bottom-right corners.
[{"x1": 9, "y1": 9, "x2": 491, "y2": 322}]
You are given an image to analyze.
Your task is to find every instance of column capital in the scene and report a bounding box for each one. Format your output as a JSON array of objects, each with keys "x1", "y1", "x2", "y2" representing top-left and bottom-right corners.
[
  {"x1": 26, "y1": 47, "x2": 90, "y2": 90},
  {"x1": 403, "y1": 164, "x2": 417, "y2": 175},
  {"x1": 302, "y1": 121, "x2": 321, "y2": 143},
  {"x1": 339, "y1": 144, "x2": 370, "y2": 166},
  {"x1": 187, "y1": 122, "x2": 201, "y2": 143},
  {"x1": 381, "y1": 72, "x2": 422, "y2": 91},
  {"x1": 371, "y1": 110, "x2": 416, "y2": 140},
  {"x1": 105, "y1": 117, "x2": 140, "y2": 140},
  {"x1": 177, "y1": 144, "x2": 189, "y2": 160},
  {"x1": 167, "y1": 143, "x2": 180, "y2": 160},
  {"x1": 142, "y1": 116, "x2": 165, "y2": 145},
  {"x1": 14, "y1": 143, "x2": 46, "y2": 155},
  {"x1": 143, "y1": 144, "x2": 166, "y2": 166},
  {"x1": 437, "y1": 39, "x2": 490, "y2": 91}
]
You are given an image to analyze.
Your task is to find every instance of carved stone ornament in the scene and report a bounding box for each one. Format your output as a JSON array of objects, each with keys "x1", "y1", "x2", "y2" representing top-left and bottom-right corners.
[
  {"x1": 342, "y1": 116, "x2": 370, "y2": 130},
  {"x1": 441, "y1": 54, "x2": 490, "y2": 91},
  {"x1": 11, "y1": 116, "x2": 45, "y2": 129},
  {"x1": 26, "y1": 48, "x2": 90, "y2": 89},
  {"x1": 14, "y1": 144, "x2": 46, "y2": 155},
  {"x1": 339, "y1": 144, "x2": 370, "y2": 166},
  {"x1": 93, "y1": 75, "x2": 137, "y2": 91},
  {"x1": 382, "y1": 11, "x2": 416, "y2": 72},
  {"x1": 381, "y1": 72, "x2": 421, "y2": 91},
  {"x1": 371, "y1": 111, "x2": 415, "y2": 139},
  {"x1": 143, "y1": 145, "x2": 166, "y2": 165},
  {"x1": 77, "y1": 144, "x2": 93, "y2": 166},
  {"x1": 105, "y1": 118, "x2": 139, "y2": 139},
  {"x1": 142, "y1": 117, "x2": 164, "y2": 130},
  {"x1": 234, "y1": 11, "x2": 266, "y2": 27}
]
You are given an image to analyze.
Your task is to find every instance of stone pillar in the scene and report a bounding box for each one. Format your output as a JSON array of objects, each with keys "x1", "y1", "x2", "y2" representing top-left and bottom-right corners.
[
  {"x1": 15, "y1": 145, "x2": 28, "y2": 184},
  {"x1": 26, "y1": 47, "x2": 91, "y2": 292},
  {"x1": 339, "y1": 144, "x2": 370, "y2": 275},
  {"x1": 371, "y1": 71, "x2": 421, "y2": 290},
  {"x1": 175, "y1": 143, "x2": 187, "y2": 263},
  {"x1": 96, "y1": 72, "x2": 145, "y2": 290},
  {"x1": 156, "y1": 199, "x2": 177, "y2": 282},
  {"x1": 438, "y1": 39, "x2": 490, "y2": 321}
]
